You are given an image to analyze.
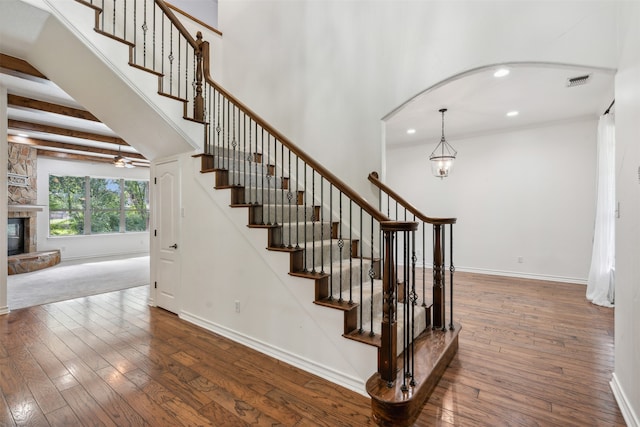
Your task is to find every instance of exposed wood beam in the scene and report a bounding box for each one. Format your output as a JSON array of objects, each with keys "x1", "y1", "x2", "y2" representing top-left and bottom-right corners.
[
  {"x1": 8, "y1": 135, "x2": 148, "y2": 160},
  {"x1": 8, "y1": 94, "x2": 100, "y2": 122},
  {"x1": 8, "y1": 119, "x2": 129, "y2": 146},
  {"x1": 37, "y1": 150, "x2": 149, "y2": 168},
  {"x1": 0, "y1": 54, "x2": 47, "y2": 79}
]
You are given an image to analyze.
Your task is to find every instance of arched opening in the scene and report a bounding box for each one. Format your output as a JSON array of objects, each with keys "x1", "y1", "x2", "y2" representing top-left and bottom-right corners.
[{"x1": 382, "y1": 62, "x2": 615, "y2": 283}]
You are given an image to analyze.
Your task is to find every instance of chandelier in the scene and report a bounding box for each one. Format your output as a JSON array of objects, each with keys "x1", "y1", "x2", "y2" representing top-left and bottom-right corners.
[{"x1": 429, "y1": 108, "x2": 457, "y2": 178}]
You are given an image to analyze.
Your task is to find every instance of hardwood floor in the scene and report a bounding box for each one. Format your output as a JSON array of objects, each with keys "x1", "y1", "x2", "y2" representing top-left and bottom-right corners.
[{"x1": 0, "y1": 272, "x2": 625, "y2": 426}]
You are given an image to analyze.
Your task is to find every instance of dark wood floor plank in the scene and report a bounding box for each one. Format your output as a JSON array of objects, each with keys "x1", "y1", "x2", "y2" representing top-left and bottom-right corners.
[
  {"x1": 124, "y1": 368, "x2": 215, "y2": 427},
  {"x1": 0, "y1": 357, "x2": 50, "y2": 426},
  {"x1": 7, "y1": 346, "x2": 67, "y2": 415},
  {"x1": 96, "y1": 365, "x2": 181, "y2": 426},
  {"x1": 63, "y1": 358, "x2": 148, "y2": 426},
  {"x1": 0, "y1": 390, "x2": 17, "y2": 427},
  {"x1": 0, "y1": 272, "x2": 624, "y2": 426},
  {"x1": 61, "y1": 384, "x2": 118, "y2": 427},
  {"x1": 45, "y1": 405, "x2": 83, "y2": 427}
]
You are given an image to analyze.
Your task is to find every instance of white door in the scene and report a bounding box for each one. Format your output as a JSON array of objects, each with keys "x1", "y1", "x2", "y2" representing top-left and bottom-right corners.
[{"x1": 155, "y1": 160, "x2": 181, "y2": 313}]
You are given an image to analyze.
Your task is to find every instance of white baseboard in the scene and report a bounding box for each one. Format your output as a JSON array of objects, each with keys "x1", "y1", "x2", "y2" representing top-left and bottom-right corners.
[
  {"x1": 180, "y1": 310, "x2": 368, "y2": 397},
  {"x1": 0, "y1": 306, "x2": 9, "y2": 315},
  {"x1": 611, "y1": 373, "x2": 640, "y2": 427},
  {"x1": 458, "y1": 266, "x2": 587, "y2": 285},
  {"x1": 405, "y1": 263, "x2": 587, "y2": 285}
]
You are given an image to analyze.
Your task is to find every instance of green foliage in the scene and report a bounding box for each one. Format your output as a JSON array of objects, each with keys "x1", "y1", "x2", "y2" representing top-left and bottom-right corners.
[{"x1": 49, "y1": 176, "x2": 149, "y2": 236}]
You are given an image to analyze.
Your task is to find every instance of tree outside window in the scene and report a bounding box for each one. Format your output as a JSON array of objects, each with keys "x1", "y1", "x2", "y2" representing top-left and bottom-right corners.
[{"x1": 49, "y1": 175, "x2": 149, "y2": 236}]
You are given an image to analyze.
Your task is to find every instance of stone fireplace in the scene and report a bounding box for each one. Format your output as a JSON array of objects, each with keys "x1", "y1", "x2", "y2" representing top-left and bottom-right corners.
[{"x1": 7, "y1": 142, "x2": 60, "y2": 274}]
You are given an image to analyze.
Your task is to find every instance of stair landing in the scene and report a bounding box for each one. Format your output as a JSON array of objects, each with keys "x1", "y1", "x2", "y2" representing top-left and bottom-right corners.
[{"x1": 366, "y1": 324, "x2": 461, "y2": 427}]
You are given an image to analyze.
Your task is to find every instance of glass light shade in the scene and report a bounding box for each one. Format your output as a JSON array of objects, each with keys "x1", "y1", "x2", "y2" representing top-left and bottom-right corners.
[{"x1": 430, "y1": 155, "x2": 455, "y2": 178}]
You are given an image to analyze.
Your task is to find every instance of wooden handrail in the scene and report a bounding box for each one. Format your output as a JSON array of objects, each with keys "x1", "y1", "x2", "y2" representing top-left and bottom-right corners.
[
  {"x1": 199, "y1": 43, "x2": 393, "y2": 225},
  {"x1": 368, "y1": 171, "x2": 457, "y2": 225},
  {"x1": 155, "y1": 0, "x2": 199, "y2": 48}
]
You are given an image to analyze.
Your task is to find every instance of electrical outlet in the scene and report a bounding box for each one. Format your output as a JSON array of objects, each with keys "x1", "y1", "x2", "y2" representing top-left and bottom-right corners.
[{"x1": 235, "y1": 300, "x2": 240, "y2": 313}]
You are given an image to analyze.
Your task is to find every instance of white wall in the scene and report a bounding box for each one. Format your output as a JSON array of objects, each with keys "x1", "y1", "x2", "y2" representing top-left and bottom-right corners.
[
  {"x1": 612, "y1": 2, "x2": 640, "y2": 425},
  {"x1": 36, "y1": 157, "x2": 150, "y2": 261},
  {"x1": 386, "y1": 118, "x2": 598, "y2": 283},
  {"x1": 168, "y1": 152, "x2": 377, "y2": 394},
  {"x1": 217, "y1": 1, "x2": 618, "y2": 200},
  {"x1": 169, "y1": 0, "x2": 218, "y2": 29}
]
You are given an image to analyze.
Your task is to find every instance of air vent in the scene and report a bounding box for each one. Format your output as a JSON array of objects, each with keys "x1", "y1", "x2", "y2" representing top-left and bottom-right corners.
[{"x1": 566, "y1": 74, "x2": 591, "y2": 87}]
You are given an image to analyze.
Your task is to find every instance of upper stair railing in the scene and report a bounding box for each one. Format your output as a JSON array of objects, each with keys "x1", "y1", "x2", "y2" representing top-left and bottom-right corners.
[
  {"x1": 75, "y1": 0, "x2": 425, "y2": 386},
  {"x1": 368, "y1": 171, "x2": 457, "y2": 332}
]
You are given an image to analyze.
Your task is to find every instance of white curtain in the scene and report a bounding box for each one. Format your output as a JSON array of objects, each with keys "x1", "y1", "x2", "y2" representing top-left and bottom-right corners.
[{"x1": 586, "y1": 113, "x2": 615, "y2": 307}]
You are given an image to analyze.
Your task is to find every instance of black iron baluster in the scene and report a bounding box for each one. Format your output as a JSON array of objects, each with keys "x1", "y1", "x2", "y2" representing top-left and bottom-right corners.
[
  {"x1": 348, "y1": 201, "x2": 353, "y2": 304},
  {"x1": 142, "y1": 0, "x2": 147, "y2": 67},
  {"x1": 441, "y1": 225, "x2": 447, "y2": 331},
  {"x1": 152, "y1": 1, "x2": 156, "y2": 70},
  {"x1": 295, "y1": 157, "x2": 300, "y2": 248},
  {"x1": 410, "y1": 229, "x2": 417, "y2": 386},
  {"x1": 266, "y1": 134, "x2": 272, "y2": 225},
  {"x1": 449, "y1": 224, "x2": 455, "y2": 331},
  {"x1": 422, "y1": 223, "x2": 426, "y2": 308},
  {"x1": 276, "y1": 143, "x2": 291, "y2": 236},
  {"x1": 320, "y1": 177, "x2": 324, "y2": 272},
  {"x1": 338, "y1": 193, "x2": 343, "y2": 302},
  {"x1": 303, "y1": 163, "x2": 308, "y2": 272},
  {"x1": 311, "y1": 172, "x2": 316, "y2": 273},
  {"x1": 370, "y1": 218, "x2": 375, "y2": 336},
  {"x1": 358, "y1": 207, "x2": 363, "y2": 333},
  {"x1": 329, "y1": 184, "x2": 333, "y2": 300},
  {"x1": 260, "y1": 129, "x2": 265, "y2": 224},
  {"x1": 287, "y1": 149, "x2": 292, "y2": 248},
  {"x1": 168, "y1": 25, "x2": 173, "y2": 95}
]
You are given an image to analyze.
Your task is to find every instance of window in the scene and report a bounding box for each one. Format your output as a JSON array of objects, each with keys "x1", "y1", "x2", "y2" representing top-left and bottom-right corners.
[{"x1": 49, "y1": 175, "x2": 149, "y2": 236}]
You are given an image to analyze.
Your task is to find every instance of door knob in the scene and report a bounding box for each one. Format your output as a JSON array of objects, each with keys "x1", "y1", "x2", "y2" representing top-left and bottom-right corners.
[{"x1": 170, "y1": 243, "x2": 178, "y2": 249}]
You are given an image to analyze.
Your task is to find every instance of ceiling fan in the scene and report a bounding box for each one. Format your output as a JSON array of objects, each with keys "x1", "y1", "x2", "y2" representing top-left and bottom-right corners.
[{"x1": 113, "y1": 146, "x2": 135, "y2": 168}]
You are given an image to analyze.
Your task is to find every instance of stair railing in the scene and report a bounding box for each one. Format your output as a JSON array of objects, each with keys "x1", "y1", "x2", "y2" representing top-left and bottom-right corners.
[
  {"x1": 75, "y1": 0, "x2": 419, "y2": 385},
  {"x1": 77, "y1": 0, "x2": 204, "y2": 120},
  {"x1": 368, "y1": 171, "x2": 457, "y2": 333}
]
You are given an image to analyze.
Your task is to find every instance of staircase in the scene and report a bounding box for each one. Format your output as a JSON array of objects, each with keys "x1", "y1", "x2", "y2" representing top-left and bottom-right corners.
[
  {"x1": 50, "y1": 1, "x2": 460, "y2": 424},
  {"x1": 196, "y1": 148, "x2": 428, "y2": 356}
]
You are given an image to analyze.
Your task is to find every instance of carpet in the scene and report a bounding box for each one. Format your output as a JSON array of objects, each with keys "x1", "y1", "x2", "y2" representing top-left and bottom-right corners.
[{"x1": 7, "y1": 256, "x2": 149, "y2": 310}]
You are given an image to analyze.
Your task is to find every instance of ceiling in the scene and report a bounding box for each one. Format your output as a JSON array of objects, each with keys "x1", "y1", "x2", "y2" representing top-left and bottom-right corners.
[
  {"x1": 385, "y1": 63, "x2": 615, "y2": 149},
  {"x1": 1, "y1": 54, "x2": 149, "y2": 168}
]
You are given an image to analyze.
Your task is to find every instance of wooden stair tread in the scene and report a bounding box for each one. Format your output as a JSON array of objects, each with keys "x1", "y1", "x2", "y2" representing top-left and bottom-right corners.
[
  {"x1": 129, "y1": 62, "x2": 163, "y2": 77},
  {"x1": 158, "y1": 91, "x2": 187, "y2": 103},
  {"x1": 366, "y1": 324, "x2": 461, "y2": 427},
  {"x1": 314, "y1": 297, "x2": 358, "y2": 312},
  {"x1": 344, "y1": 329, "x2": 381, "y2": 347},
  {"x1": 247, "y1": 224, "x2": 279, "y2": 229},
  {"x1": 267, "y1": 246, "x2": 303, "y2": 253},
  {"x1": 289, "y1": 271, "x2": 329, "y2": 280},
  {"x1": 215, "y1": 184, "x2": 244, "y2": 189}
]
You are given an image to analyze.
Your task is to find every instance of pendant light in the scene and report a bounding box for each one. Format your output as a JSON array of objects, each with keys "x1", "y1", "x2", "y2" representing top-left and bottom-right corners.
[{"x1": 429, "y1": 108, "x2": 457, "y2": 178}]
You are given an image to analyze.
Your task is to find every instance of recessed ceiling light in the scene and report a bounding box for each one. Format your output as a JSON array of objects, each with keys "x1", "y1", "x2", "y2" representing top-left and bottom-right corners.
[
  {"x1": 506, "y1": 111, "x2": 519, "y2": 117},
  {"x1": 494, "y1": 68, "x2": 510, "y2": 78},
  {"x1": 406, "y1": 128, "x2": 416, "y2": 134}
]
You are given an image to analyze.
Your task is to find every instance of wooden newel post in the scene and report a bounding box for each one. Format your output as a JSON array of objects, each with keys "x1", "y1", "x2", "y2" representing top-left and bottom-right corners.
[
  {"x1": 433, "y1": 224, "x2": 444, "y2": 329},
  {"x1": 379, "y1": 221, "x2": 418, "y2": 385},
  {"x1": 194, "y1": 31, "x2": 205, "y2": 122}
]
